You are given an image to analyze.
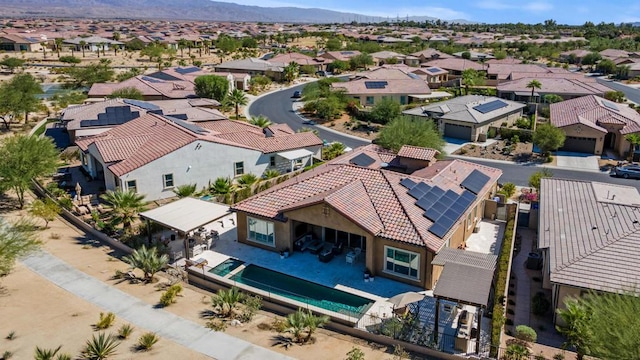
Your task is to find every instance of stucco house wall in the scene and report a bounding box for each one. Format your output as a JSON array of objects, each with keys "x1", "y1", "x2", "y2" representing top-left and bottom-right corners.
[{"x1": 559, "y1": 123, "x2": 605, "y2": 155}]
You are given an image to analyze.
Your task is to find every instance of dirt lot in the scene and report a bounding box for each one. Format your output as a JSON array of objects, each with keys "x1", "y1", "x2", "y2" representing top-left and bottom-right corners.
[
  {"x1": 303, "y1": 112, "x2": 379, "y2": 141},
  {"x1": 454, "y1": 140, "x2": 548, "y2": 164},
  {"x1": 0, "y1": 192, "x2": 405, "y2": 360}
]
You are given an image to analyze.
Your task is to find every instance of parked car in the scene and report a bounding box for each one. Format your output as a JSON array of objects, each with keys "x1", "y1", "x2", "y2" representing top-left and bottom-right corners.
[
  {"x1": 292, "y1": 90, "x2": 302, "y2": 98},
  {"x1": 612, "y1": 164, "x2": 640, "y2": 179},
  {"x1": 302, "y1": 119, "x2": 316, "y2": 125}
]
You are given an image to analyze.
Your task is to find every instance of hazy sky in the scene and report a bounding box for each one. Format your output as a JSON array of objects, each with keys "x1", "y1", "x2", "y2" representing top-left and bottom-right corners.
[{"x1": 214, "y1": 0, "x2": 640, "y2": 24}]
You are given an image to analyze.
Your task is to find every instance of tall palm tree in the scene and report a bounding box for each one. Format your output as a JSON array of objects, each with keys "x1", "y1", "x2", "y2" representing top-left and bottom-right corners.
[
  {"x1": 41, "y1": 42, "x2": 47, "y2": 59},
  {"x1": 100, "y1": 189, "x2": 146, "y2": 232},
  {"x1": 461, "y1": 68, "x2": 484, "y2": 95},
  {"x1": 227, "y1": 89, "x2": 248, "y2": 119},
  {"x1": 123, "y1": 245, "x2": 168, "y2": 282},
  {"x1": 79, "y1": 40, "x2": 87, "y2": 58},
  {"x1": 556, "y1": 299, "x2": 590, "y2": 360},
  {"x1": 54, "y1": 38, "x2": 63, "y2": 58},
  {"x1": 177, "y1": 38, "x2": 188, "y2": 57},
  {"x1": 248, "y1": 115, "x2": 271, "y2": 128},
  {"x1": 284, "y1": 62, "x2": 299, "y2": 83},
  {"x1": 527, "y1": 79, "x2": 542, "y2": 103}
]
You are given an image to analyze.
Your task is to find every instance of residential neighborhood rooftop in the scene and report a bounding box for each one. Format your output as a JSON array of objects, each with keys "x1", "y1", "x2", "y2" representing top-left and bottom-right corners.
[
  {"x1": 550, "y1": 95, "x2": 640, "y2": 134},
  {"x1": 403, "y1": 95, "x2": 526, "y2": 124}
]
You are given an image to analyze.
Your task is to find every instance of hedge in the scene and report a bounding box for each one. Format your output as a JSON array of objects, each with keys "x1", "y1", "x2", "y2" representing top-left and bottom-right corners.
[{"x1": 490, "y1": 213, "x2": 516, "y2": 356}]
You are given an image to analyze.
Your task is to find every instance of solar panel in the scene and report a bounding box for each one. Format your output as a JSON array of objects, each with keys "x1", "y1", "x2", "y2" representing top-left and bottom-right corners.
[
  {"x1": 175, "y1": 66, "x2": 201, "y2": 75},
  {"x1": 428, "y1": 223, "x2": 449, "y2": 238},
  {"x1": 141, "y1": 76, "x2": 164, "y2": 83},
  {"x1": 473, "y1": 100, "x2": 509, "y2": 114},
  {"x1": 341, "y1": 51, "x2": 355, "y2": 55},
  {"x1": 123, "y1": 99, "x2": 161, "y2": 111},
  {"x1": 420, "y1": 191, "x2": 445, "y2": 210},
  {"x1": 461, "y1": 190, "x2": 477, "y2": 203},
  {"x1": 444, "y1": 208, "x2": 462, "y2": 222},
  {"x1": 350, "y1": 153, "x2": 376, "y2": 167},
  {"x1": 407, "y1": 73, "x2": 421, "y2": 80},
  {"x1": 80, "y1": 106, "x2": 140, "y2": 128},
  {"x1": 400, "y1": 178, "x2": 417, "y2": 189},
  {"x1": 414, "y1": 182, "x2": 432, "y2": 194},
  {"x1": 460, "y1": 170, "x2": 491, "y2": 195},
  {"x1": 602, "y1": 100, "x2": 619, "y2": 111},
  {"x1": 165, "y1": 116, "x2": 208, "y2": 135},
  {"x1": 416, "y1": 197, "x2": 433, "y2": 211},
  {"x1": 408, "y1": 186, "x2": 426, "y2": 199},
  {"x1": 425, "y1": 67, "x2": 441, "y2": 74},
  {"x1": 442, "y1": 190, "x2": 460, "y2": 203},
  {"x1": 425, "y1": 207, "x2": 443, "y2": 222},
  {"x1": 364, "y1": 81, "x2": 388, "y2": 89}
]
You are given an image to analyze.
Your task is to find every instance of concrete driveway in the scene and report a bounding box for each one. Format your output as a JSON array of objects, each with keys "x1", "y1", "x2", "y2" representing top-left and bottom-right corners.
[{"x1": 555, "y1": 151, "x2": 600, "y2": 171}]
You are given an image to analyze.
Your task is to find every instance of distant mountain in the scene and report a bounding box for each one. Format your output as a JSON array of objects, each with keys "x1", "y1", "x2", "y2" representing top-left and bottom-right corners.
[{"x1": 0, "y1": 0, "x2": 465, "y2": 24}]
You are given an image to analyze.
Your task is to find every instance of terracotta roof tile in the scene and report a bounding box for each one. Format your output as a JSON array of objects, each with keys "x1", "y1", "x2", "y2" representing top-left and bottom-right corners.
[
  {"x1": 398, "y1": 145, "x2": 439, "y2": 161},
  {"x1": 550, "y1": 95, "x2": 640, "y2": 135}
]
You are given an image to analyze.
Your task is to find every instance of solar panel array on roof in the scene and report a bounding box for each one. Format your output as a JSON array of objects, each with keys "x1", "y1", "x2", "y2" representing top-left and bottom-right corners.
[
  {"x1": 341, "y1": 51, "x2": 355, "y2": 55},
  {"x1": 146, "y1": 72, "x2": 181, "y2": 81},
  {"x1": 401, "y1": 179, "x2": 477, "y2": 239},
  {"x1": 407, "y1": 73, "x2": 422, "y2": 80},
  {"x1": 473, "y1": 100, "x2": 508, "y2": 114},
  {"x1": 460, "y1": 169, "x2": 491, "y2": 195},
  {"x1": 123, "y1": 99, "x2": 161, "y2": 112},
  {"x1": 141, "y1": 76, "x2": 164, "y2": 83},
  {"x1": 602, "y1": 100, "x2": 619, "y2": 111},
  {"x1": 165, "y1": 116, "x2": 208, "y2": 135},
  {"x1": 364, "y1": 81, "x2": 388, "y2": 89},
  {"x1": 79, "y1": 106, "x2": 140, "y2": 128},
  {"x1": 175, "y1": 66, "x2": 201, "y2": 75},
  {"x1": 425, "y1": 67, "x2": 441, "y2": 74},
  {"x1": 349, "y1": 153, "x2": 376, "y2": 167}
]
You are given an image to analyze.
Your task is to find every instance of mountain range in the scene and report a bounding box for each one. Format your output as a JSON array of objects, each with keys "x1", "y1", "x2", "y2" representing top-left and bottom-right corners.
[{"x1": 0, "y1": 0, "x2": 466, "y2": 24}]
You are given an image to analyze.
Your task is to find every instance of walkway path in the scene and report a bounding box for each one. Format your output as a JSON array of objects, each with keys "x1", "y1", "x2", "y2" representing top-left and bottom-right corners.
[{"x1": 21, "y1": 251, "x2": 293, "y2": 360}]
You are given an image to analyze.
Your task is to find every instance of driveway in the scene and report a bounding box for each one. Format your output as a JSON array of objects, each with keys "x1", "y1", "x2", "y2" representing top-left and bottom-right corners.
[{"x1": 555, "y1": 151, "x2": 599, "y2": 171}]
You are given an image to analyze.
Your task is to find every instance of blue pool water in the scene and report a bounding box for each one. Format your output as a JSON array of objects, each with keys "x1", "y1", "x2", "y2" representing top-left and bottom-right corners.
[
  {"x1": 230, "y1": 264, "x2": 373, "y2": 316},
  {"x1": 208, "y1": 258, "x2": 245, "y2": 277},
  {"x1": 200, "y1": 195, "x2": 212, "y2": 201}
]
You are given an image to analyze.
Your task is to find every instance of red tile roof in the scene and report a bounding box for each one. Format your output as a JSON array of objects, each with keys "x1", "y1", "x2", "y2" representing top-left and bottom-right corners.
[
  {"x1": 398, "y1": 145, "x2": 439, "y2": 162},
  {"x1": 550, "y1": 95, "x2": 640, "y2": 135},
  {"x1": 232, "y1": 144, "x2": 501, "y2": 251}
]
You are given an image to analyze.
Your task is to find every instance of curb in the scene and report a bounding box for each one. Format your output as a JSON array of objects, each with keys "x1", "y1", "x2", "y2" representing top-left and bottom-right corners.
[
  {"x1": 244, "y1": 77, "x2": 320, "y2": 120},
  {"x1": 447, "y1": 154, "x2": 606, "y2": 174},
  {"x1": 290, "y1": 101, "x2": 372, "y2": 144}
]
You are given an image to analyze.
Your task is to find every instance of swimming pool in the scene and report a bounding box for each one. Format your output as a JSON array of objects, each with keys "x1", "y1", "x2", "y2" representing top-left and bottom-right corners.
[
  {"x1": 208, "y1": 258, "x2": 244, "y2": 277},
  {"x1": 230, "y1": 264, "x2": 373, "y2": 316}
]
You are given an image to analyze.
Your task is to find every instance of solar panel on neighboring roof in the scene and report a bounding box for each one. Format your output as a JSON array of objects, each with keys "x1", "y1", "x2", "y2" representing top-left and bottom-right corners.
[
  {"x1": 364, "y1": 81, "x2": 388, "y2": 89},
  {"x1": 123, "y1": 99, "x2": 161, "y2": 111},
  {"x1": 407, "y1": 73, "x2": 421, "y2": 80},
  {"x1": 473, "y1": 100, "x2": 508, "y2": 114},
  {"x1": 80, "y1": 106, "x2": 140, "y2": 128},
  {"x1": 400, "y1": 178, "x2": 417, "y2": 189},
  {"x1": 349, "y1": 153, "x2": 376, "y2": 167},
  {"x1": 141, "y1": 76, "x2": 164, "y2": 83},
  {"x1": 602, "y1": 100, "x2": 619, "y2": 111},
  {"x1": 408, "y1": 186, "x2": 426, "y2": 199},
  {"x1": 165, "y1": 116, "x2": 208, "y2": 135},
  {"x1": 425, "y1": 67, "x2": 441, "y2": 74},
  {"x1": 341, "y1": 51, "x2": 355, "y2": 55},
  {"x1": 460, "y1": 169, "x2": 491, "y2": 195},
  {"x1": 175, "y1": 66, "x2": 201, "y2": 75}
]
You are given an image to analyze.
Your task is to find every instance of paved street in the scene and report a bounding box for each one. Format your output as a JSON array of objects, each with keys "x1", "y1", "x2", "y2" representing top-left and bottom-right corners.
[
  {"x1": 597, "y1": 78, "x2": 640, "y2": 104},
  {"x1": 249, "y1": 83, "x2": 640, "y2": 191}
]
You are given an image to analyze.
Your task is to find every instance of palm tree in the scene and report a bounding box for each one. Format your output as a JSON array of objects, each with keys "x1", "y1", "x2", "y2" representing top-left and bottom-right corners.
[
  {"x1": 83, "y1": 333, "x2": 120, "y2": 360},
  {"x1": 556, "y1": 298, "x2": 590, "y2": 360},
  {"x1": 527, "y1": 79, "x2": 542, "y2": 103},
  {"x1": 461, "y1": 68, "x2": 483, "y2": 95},
  {"x1": 263, "y1": 169, "x2": 280, "y2": 179},
  {"x1": 79, "y1": 40, "x2": 87, "y2": 58},
  {"x1": 503, "y1": 343, "x2": 530, "y2": 360},
  {"x1": 210, "y1": 177, "x2": 232, "y2": 194},
  {"x1": 626, "y1": 133, "x2": 640, "y2": 161},
  {"x1": 100, "y1": 189, "x2": 146, "y2": 232},
  {"x1": 236, "y1": 173, "x2": 258, "y2": 187},
  {"x1": 284, "y1": 62, "x2": 299, "y2": 83},
  {"x1": 123, "y1": 245, "x2": 168, "y2": 282},
  {"x1": 173, "y1": 183, "x2": 197, "y2": 198},
  {"x1": 54, "y1": 38, "x2": 63, "y2": 58},
  {"x1": 177, "y1": 38, "x2": 188, "y2": 57},
  {"x1": 211, "y1": 287, "x2": 245, "y2": 317},
  {"x1": 227, "y1": 89, "x2": 248, "y2": 119},
  {"x1": 303, "y1": 310, "x2": 329, "y2": 343},
  {"x1": 249, "y1": 115, "x2": 271, "y2": 128},
  {"x1": 41, "y1": 42, "x2": 47, "y2": 59},
  {"x1": 285, "y1": 309, "x2": 307, "y2": 343}
]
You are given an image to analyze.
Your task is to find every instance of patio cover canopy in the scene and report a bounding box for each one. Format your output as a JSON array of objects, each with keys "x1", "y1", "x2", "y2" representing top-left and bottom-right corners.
[
  {"x1": 139, "y1": 197, "x2": 230, "y2": 234},
  {"x1": 433, "y1": 262, "x2": 494, "y2": 308},
  {"x1": 514, "y1": 91, "x2": 540, "y2": 97},
  {"x1": 278, "y1": 148, "x2": 314, "y2": 160}
]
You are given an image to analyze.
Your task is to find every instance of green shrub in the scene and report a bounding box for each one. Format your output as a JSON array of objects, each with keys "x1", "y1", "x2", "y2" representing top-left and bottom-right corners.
[
  {"x1": 59, "y1": 55, "x2": 81, "y2": 64},
  {"x1": 487, "y1": 127, "x2": 497, "y2": 138},
  {"x1": 346, "y1": 346, "x2": 365, "y2": 360},
  {"x1": 117, "y1": 324, "x2": 134, "y2": 339},
  {"x1": 159, "y1": 284, "x2": 183, "y2": 307},
  {"x1": 490, "y1": 214, "x2": 516, "y2": 356},
  {"x1": 137, "y1": 332, "x2": 159, "y2": 351},
  {"x1": 532, "y1": 292, "x2": 550, "y2": 316},
  {"x1": 515, "y1": 325, "x2": 538, "y2": 343},
  {"x1": 499, "y1": 182, "x2": 516, "y2": 198},
  {"x1": 95, "y1": 312, "x2": 116, "y2": 330},
  {"x1": 2, "y1": 350, "x2": 13, "y2": 359}
]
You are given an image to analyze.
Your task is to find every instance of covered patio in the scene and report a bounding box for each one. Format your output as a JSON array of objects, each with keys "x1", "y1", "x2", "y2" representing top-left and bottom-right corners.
[
  {"x1": 139, "y1": 198, "x2": 231, "y2": 262},
  {"x1": 277, "y1": 148, "x2": 315, "y2": 172}
]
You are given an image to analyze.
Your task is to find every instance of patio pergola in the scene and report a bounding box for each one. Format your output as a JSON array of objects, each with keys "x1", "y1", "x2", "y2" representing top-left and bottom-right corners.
[
  {"x1": 431, "y1": 248, "x2": 497, "y2": 354},
  {"x1": 139, "y1": 198, "x2": 230, "y2": 259},
  {"x1": 277, "y1": 148, "x2": 314, "y2": 172}
]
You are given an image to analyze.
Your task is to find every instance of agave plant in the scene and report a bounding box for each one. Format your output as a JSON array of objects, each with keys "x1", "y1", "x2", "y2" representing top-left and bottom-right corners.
[
  {"x1": 123, "y1": 245, "x2": 168, "y2": 282},
  {"x1": 83, "y1": 333, "x2": 119, "y2": 360},
  {"x1": 117, "y1": 324, "x2": 134, "y2": 339},
  {"x1": 34, "y1": 345, "x2": 62, "y2": 360},
  {"x1": 210, "y1": 177, "x2": 232, "y2": 194},
  {"x1": 262, "y1": 169, "x2": 281, "y2": 179},
  {"x1": 236, "y1": 173, "x2": 258, "y2": 187},
  {"x1": 172, "y1": 183, "x2": 197, "y2": 198},
  {"x1": 137, "y1": 332, "x2": 159, "y2": 351},
  {"x1": 211, "y1": 287, "x2": 245, "y2": 318}
]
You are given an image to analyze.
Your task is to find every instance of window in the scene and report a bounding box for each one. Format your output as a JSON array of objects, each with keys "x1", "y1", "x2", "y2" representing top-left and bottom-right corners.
[
  {"x1": 234, "y1": 161, "x2": 244, "y2": 176},
  {"x1": 473, "y1": 205, "x2": 478, "y2": 221},
  {"x1": 126, "y1": 180, "x2": 137, "y2": 193},
  {"x1": 247, "y1": 217, "x2": 275, "y2": 246},
  {"x1": 385, "y1": 246, "x2": 420, "y2": 280},
  {"x1": 163, "y1": 173, "x2": 174, "y2": 188},
  {"x1": 269, "y1": 156, "x2": 276, "y2": 167},
  {"x1": 400, "y1": 95, "x2": 407, "y2": 105},
  {"x1": 467, "y1": 212, "x2": 473, "y2": 228},
  {"x1": 81, "y1": 152, "x2": 88, "y2": 166},
  {"x1": 366, "y1": 96, "x2": 374, "y2": 105}
]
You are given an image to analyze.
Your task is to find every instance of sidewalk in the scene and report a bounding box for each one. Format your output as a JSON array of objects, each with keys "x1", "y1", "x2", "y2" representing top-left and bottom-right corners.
[{"x1": 21, "y1": 251, "x2": 293, "y2": 360}]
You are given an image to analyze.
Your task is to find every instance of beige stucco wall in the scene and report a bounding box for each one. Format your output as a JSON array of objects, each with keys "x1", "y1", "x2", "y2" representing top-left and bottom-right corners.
[
  {"x1": 553, "y1": 284, "x2": 583, "y2": 326},
  {"x1": 371, "y1": 237, "x2": 431, "y2": 288},
  {"x1": 236, "y1": 212, "x2": 291, "y2": 253},
  {"x1": 350, "y1": 93, "x2": 414, "y2": 107},
  {"x1": 439, "y1": 110, "x2": 523, "y2": 142},
  {"x1": 560, "y1": 123, "x2": 605, "y2": 155}
]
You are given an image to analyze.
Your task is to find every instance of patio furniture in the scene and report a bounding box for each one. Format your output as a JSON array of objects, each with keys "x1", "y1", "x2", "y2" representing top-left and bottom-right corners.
[
  {"x1": 296, "y1": 234, "x2": 315, "y2": 252},
  {"x1": 332, "y1": 240, "x2": 345, "y2": 255},
  {"x1": 319, "y1": 244, "x2": 334, "y2": 263},
  {"x1": 307, "y1": 239, "x2": 325, "y2": 254}
]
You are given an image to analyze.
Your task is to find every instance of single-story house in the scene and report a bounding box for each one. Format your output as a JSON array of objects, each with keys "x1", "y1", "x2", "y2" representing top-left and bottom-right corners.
[
  {"x1": 549, "y1": 95, "x2": 640, "y2": 155},
  {"x1": 232, "y1": 144, "x2": 502, "y2": 289},
  {"x1": 422, "y1": 58, "x2": 484, "y2": 82},
  {"x1": 558, "y1": 49, "x2": 592, "y2": 64},
  {"x1": 485, "y1": 63, "x2": 564, "y2": 86},
  {"x1": 599, "y1": 48, "x2": 633, "y2": 60},
  {"x1": 403, "y1": 95, "x2": 526, "y2": 141},
  {"x1": 63, "y1": 98, "x2": 223, "y2": 142},
  {"x1": 214, "y1": 58, "x2": 285, "y2": 81},
  {"x1": 319, "y1": 50, "x2": 362, "y2": 63},
  {"x1": 269, "y1": 52, "x2": 326, "y2": 72},
  {"x1": 452, "y1": 51, "x2": 495, "y2": 61},
  {"x1": 0, "y1": 33, "x2": 42, "y2": 52},
  {"x1": 64, "y1": 36, "x2": 124, "y2": 52},
  {"x1": 411, "y1": 49, "x2": 453, "y2": 62},
  {"x1": 332, "y1": 77, "x2": 431, "y2": 106},
  {"x1": 75, "y1": 113, "x2": 322, "y2": 201},
  {"x1": 369, "y1": 51, "x2": 420, "y2": 67},
  {"x1": 628, "y1": 62, "x2": 640, "y2": 79},
  {"x1": 497, "y1": 77, "x2": 610, "y2": 103},
  {"x1": 538, "y1": 178, "x2": 640, "y2": 325}
]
